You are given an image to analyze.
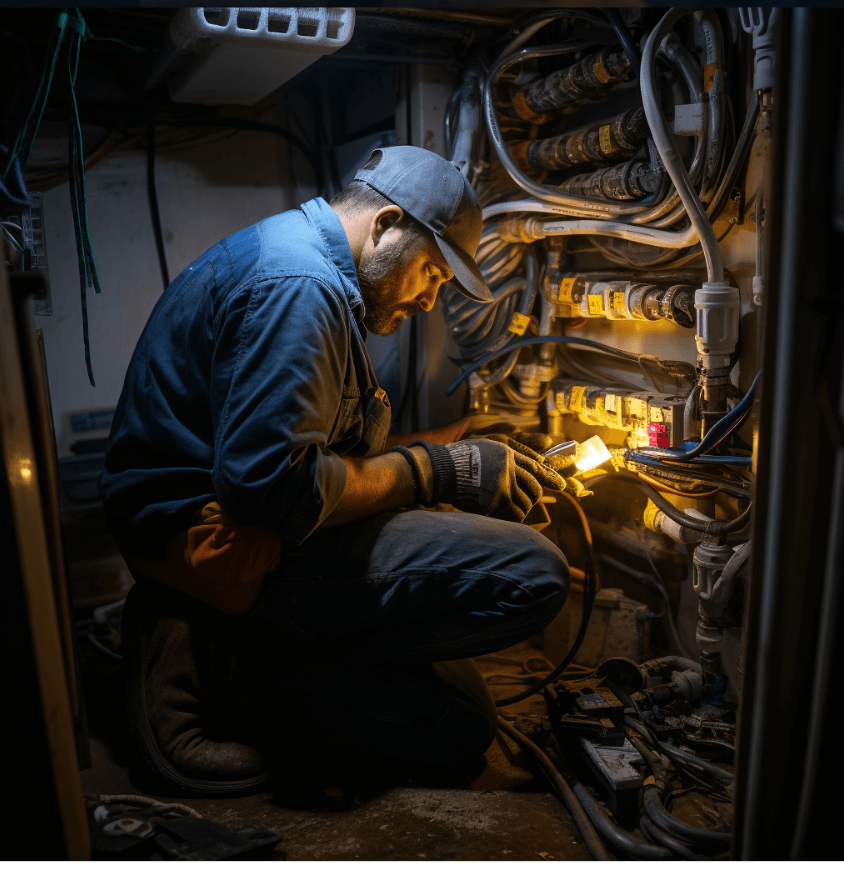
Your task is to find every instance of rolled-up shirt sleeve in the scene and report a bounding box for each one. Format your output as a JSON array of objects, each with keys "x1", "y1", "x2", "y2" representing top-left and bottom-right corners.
[{"x1": 210, "y1": 274, "x2": 349, "y2": 543}]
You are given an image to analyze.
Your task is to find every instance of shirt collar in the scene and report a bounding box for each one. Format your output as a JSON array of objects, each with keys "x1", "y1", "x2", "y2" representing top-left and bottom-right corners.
[{"x1": 301, "y1": 198, "x2": 364, "y2": 318}]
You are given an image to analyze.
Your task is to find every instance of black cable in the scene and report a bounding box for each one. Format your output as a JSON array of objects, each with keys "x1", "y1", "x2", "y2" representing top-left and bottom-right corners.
[
  {"x1": 604, "y1": 8, "x2": 640, "y2": 76},
  {"x1": 507, "y1": 9, "x2": 615, "y2": 36},
  {"x1": 82, "y1": 113, "x2": 323, "y2": 193},
  {"x1": 146, "y1": 124, "x2": 169, "y2": 289},
  {"x1": 584, "y1": 470, "x2": 750, "y2": 537},
  {"x1": 496, "y1": 496, "x2": 598, "y2": 707},
  {"x1": 644, "y1": 789, "x2": 732, "y2": 850},
  {"x1": 624, "y1": 716, "x2": 734, "y2": 784},
  {"x1": 446, "y1": 335, "x2": 651, "y2": 396},
  {"x1": 496, "y1": 718, "x2": 612, "y2": 861},
  {"x1": 640, "y1": 814, "x2": 708, "y2": 860}
]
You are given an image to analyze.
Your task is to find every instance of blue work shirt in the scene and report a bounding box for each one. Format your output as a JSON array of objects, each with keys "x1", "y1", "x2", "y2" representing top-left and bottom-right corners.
[{"x1": 100, "y1": 198, "x2": 389, "y2": 561}]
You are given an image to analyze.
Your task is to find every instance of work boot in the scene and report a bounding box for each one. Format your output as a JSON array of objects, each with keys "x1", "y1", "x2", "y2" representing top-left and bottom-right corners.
[{"x1": 122, "y1": 581, "x2": 269, "y2": 794}]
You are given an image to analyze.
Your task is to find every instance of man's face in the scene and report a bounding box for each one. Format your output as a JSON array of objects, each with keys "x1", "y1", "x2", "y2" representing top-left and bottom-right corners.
[{"x1": 357, "y1": 226, "x2": 454, "y2": 336}]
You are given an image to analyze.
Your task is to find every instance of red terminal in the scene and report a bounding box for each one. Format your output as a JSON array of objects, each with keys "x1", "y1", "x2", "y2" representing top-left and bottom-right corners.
[{"x1": 648, "y1": 422, "x2": 670, "y2": 448}]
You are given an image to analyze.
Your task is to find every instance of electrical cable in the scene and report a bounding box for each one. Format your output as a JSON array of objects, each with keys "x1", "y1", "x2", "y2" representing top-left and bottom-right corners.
[
  {"x1": 624, "y1": 717, "x2": 734, "y2": 784},
  {"x1": 640, "y1": 814, "x2": 709, "y2": 860},
  {"x1": 446, "y1": 335, "x2": 652, "y2": 396},
  {"x1": 146, "y1": 125, "x2": 169, "y2": 289},
  {"x1": 65, "y1": 9, "x2": 102, "y2": 388},
  {"x1": 498, "y1": 718, "x2": 672, "y2": 860},
  {"x1": 640, "y1": 8, "x2": 724, "y2": 282},
  {"x1": 81, "y1": 114, "x2": 323, "y2": 193},
  {"x1": 496, "y1": 718, "x2": 612, "y2": 861},
  {"x1": 636, "y1": 370, "x2": 762, "y2": 460},
  {"x1": 644, "y1": 789, "x2": 732, "y2": 850},
  {"x1": 88, "y1": 794, "x2": 202, "y2": 818},
  {"x1": 496, "y1": 491, "x2": 598, "y2": 707},
  {"x1": 604, "y1": 8, "x2": 640, "y2": 76},
  {"x1": 484, "y1": 42, "x2": 653, "y2": 217},
  {"x1": 584, "y1": 470, "x2": 750, "y2": 536}
]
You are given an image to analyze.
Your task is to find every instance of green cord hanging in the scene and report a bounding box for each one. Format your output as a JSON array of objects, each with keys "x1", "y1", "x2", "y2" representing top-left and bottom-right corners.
[
  {"x1": 64, "y1": 8, "x2": 102, "y2": 387},
  {"x1": 8, "y1": 9, "x2": 143, "y2": 386},
  {"x1": 3, "y1": 11, "x2": 69, "y2": 179}
]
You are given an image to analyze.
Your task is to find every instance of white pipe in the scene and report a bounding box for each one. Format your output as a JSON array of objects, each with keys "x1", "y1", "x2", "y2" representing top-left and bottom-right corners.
[
  {"x1": 537, "y1": 217, "x2": 697, "y2": 249},
  {"x1": 641, "y1": 9, "x2": 724, "y2": 282}
]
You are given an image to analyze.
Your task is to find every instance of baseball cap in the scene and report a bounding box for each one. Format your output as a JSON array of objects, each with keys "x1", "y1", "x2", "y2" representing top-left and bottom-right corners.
[{"x1": 354, "y1": 146, "x2": 492, "y2": 303}]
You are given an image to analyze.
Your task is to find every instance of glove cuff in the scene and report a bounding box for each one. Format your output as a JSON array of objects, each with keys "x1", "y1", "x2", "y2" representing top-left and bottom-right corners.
[{"x1": 408, "y1": 440, "x2": 456, "y2": 506}]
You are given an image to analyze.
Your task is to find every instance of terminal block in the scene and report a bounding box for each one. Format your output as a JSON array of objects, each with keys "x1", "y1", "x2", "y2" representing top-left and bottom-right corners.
[
  {"x1": 551, "y1": 379, "x2": 687, "y2": 449},
  {"x1": 546, "y1": 275, "x2": 695, "y2": 328}
]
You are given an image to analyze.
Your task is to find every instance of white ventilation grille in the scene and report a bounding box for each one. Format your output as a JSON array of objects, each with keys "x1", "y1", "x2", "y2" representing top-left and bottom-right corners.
[{"x1": 168, "y1": 7, "x2": 355, "y2": 105}]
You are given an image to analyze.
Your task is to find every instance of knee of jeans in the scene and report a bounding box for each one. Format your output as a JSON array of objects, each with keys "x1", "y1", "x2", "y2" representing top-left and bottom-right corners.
[{"x1": 507, "y1": 525, "x2": 570, "y2": 612}]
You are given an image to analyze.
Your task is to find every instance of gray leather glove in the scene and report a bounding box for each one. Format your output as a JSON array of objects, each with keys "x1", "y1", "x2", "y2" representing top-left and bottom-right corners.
[{"x1": 410, "y1": 437, "x2": 566, "y2": 523}]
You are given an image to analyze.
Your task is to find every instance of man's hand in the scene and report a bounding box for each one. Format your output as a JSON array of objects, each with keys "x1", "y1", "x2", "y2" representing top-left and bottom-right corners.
[{"x1": 411, "y1": 437, "x2": 566, "y2": 523}]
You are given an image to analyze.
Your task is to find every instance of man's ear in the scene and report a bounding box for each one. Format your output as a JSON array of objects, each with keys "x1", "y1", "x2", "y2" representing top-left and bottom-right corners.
[{"x1": 370, "y1": 204, "x2": 404, "y2": 247}]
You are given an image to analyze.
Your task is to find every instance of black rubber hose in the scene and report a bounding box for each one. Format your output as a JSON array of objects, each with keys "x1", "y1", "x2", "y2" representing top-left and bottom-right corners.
[
  {"x1": 497, "y1": 718, "x2": 611, "y2": 861},
  {"x1": 644, "y1": 788, "x2": 732, "y2": 850},
  {"x1": 640, "y1": 814, "x2": 709, "y2": 861},
  {"x1": 604, "y1": 8, "x2": 641, "y2": 76},
  {"x1": 146, "y1": 124, "x2": 169, "y2": 289},
  {"x1": 570, "y1": 772, "x2": 673, "y2": 860}
]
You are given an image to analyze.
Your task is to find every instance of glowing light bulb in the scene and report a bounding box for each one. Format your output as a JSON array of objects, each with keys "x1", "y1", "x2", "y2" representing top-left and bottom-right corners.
[{"x1": 575, "y1": 436, "x2": 611, "y2": 473}]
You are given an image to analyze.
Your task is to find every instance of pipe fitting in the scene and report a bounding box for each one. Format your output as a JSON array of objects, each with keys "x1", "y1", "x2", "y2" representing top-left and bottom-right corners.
[
  {"x1": 671, "y1": 668, "x2": 703, "y2": 700},
  {"x1": 694, "y1": 281, "x2": 741, "y2": 369}
]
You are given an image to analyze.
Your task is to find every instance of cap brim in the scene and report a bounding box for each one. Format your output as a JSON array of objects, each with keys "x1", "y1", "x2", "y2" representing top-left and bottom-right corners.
[{"x1": 434, "y1": 234, "x2": 493, "y2": 303}]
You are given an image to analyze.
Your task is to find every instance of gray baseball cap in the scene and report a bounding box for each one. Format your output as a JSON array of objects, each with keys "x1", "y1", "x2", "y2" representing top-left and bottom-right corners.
[{"x1": 354, "y1": 145, "x2": 492, "y2": 303}]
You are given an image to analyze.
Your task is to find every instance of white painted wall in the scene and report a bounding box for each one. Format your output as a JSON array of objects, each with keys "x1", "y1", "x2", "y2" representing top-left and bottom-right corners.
[{"x1": 37, "y1": 125, "x2": 317, "y2": 456}]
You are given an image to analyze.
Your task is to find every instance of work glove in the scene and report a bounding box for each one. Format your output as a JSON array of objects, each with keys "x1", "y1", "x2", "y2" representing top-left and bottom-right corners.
[
  {"x1": 461, "y1": 418, "x2": 568, "y2": 458},
  {"x1": 410, "y1": 437, "x2": 566, "y2": 523}
]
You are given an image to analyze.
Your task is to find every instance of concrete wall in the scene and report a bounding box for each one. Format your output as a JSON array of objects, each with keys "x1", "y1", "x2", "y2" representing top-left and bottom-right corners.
[{"x1": 37, "y1": 122, "x2": 317, "y2": 456}]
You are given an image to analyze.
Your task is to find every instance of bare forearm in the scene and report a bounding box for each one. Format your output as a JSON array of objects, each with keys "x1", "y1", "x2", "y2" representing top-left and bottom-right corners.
[
  {"x1": 384, "y1": 420, "x2": 470, "y2": 449},
  {"x1": 320, "y1": 447, "x2": 433, "y2": 528}
]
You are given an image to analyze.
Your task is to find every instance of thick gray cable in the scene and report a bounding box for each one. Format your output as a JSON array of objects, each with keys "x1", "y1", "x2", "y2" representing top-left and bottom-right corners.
[
  {"x1": 641, "y1": 814, "x2": 711, "y2": 860},
  {"x1": 484, "y1": 43, "x2": 652, "y2": 217},
  {"x1": 644, "y1": 789, "x2": 732, "y2": 850},
  {"x1": 498, "y1": 718, "x2": 670, "y2": 860},
  {"x1": 641, "y1": 8, "x2": 724, "y2": 282},
  {"x1": 538, "y1": 217, "x2": 697, "y2": 248},
  {"x1": 625, "y1": 717, "x2": 734, "y2": 783},
  {"x1": 496, "y1": 719, "x2": 611, "y2": 860}
]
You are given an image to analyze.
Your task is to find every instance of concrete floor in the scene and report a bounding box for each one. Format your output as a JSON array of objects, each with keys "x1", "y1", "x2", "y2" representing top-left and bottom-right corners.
[{"x1": 78, "y1": 645, "x2": 594, "y2": 861}]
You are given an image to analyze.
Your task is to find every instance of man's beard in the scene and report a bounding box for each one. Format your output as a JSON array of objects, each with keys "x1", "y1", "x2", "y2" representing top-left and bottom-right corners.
[{"x1": 357, "y1": 239, "x2": 422, "y2": 336}]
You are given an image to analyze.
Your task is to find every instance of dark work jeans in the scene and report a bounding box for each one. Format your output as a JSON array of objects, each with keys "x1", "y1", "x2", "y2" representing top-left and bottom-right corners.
[{"x1": 241, "y1": 508, "x2": 569, "y2": 772}]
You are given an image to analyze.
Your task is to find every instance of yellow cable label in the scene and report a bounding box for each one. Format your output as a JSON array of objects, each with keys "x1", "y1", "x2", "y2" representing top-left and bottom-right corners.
[
  {"x1": 588, "y1": 294, "x2": 604, "y2": 315},
  {"x1": 704, "y1": 62, "x2": 720, "y2": 92},
  {"x1": 629, "y1": 398, "x2": 647, "y2": 419},
  {"x1": 592, "y1": 58, "x2": 612, "y2": 84},
  {"x1": 508, "y1": 311, "x2": 531, "y2": 336},
  {"x1": 570, "y1": 386, "x2": 586, "y2": 412},
  {"x1": 605, "y1": 394, "x2": 618, "y2": 413},
  {"x1": 512, "y1": 91, "x2": 544, "y2": 121},
  {"x1": 613, "y1": 291, "x2": 626, "y2": 312},
  {"x1": 558, "y1": 277, "x2": 577, "y2": 302}
]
